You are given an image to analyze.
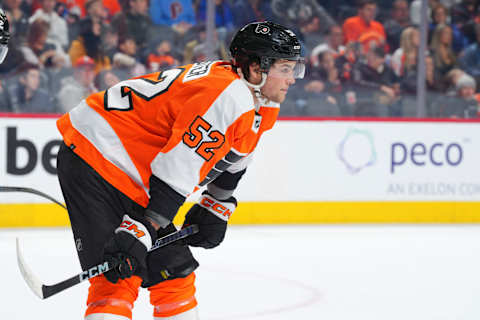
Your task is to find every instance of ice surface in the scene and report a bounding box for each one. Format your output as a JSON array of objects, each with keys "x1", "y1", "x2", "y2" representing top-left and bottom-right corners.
[{"x1": 2, "y1": 225, "x2": 480, "y2": 320}]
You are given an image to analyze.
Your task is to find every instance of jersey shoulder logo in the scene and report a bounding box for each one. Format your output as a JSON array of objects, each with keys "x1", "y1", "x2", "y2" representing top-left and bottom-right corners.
[
  {"x1": 252, "y1": 112, "x2": 262, "y2": 133},
  {"x1": 183, "y1": 61, "x2": 215, "y2": 83}
]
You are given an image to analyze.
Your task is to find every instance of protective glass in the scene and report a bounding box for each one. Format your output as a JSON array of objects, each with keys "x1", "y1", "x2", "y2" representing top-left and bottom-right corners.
[{"x1": 268, "y1": 58, "x2": 306, "y2": 79}]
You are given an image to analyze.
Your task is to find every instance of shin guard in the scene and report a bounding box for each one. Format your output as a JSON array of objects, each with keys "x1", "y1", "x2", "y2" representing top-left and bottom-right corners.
[
  {"x1": 85, "y1": 275, "x2": 142, "y2": 320},
  {"x1": 149, "y1": 273, "x2": 198, "y2": 319}
]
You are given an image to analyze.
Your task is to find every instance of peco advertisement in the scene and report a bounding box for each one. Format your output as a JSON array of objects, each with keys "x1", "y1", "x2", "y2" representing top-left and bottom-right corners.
[{"x1": 241, "y1": 120, "x2": 480, "y2": 201}]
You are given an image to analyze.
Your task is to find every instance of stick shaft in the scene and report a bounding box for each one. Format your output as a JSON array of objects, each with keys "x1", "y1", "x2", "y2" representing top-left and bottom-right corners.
[
  {"x1": 17, "y1": 224, "x2": 199, "y2": 299},
  {"x1": 0, "y1": 186, "x2": 66, "y2": 209}
]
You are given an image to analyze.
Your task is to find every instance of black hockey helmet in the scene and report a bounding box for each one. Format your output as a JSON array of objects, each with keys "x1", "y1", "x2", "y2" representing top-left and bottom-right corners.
[{"x1": 229, "y1": 21, "x2": 305, "y2": 80}]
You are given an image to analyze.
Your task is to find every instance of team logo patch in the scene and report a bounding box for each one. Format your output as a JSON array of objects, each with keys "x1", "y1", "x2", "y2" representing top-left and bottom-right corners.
[
  {"x1": 255, "y1": 24, "x2": 270, "y2": 35},
  {"x1": 252, "y1": 113, "x2": 262, "y2": 133}
]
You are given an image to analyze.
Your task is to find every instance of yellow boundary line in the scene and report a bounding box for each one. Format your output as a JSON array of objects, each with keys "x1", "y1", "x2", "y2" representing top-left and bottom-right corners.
[{"x1": 1, "y1": 202, "x2": 480, "y2": 227}]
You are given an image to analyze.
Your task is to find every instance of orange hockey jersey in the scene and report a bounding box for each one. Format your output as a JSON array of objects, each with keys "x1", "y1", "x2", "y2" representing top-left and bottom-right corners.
[{"x1": 57, "y1": 61, "x2": 279, "y2": 207}]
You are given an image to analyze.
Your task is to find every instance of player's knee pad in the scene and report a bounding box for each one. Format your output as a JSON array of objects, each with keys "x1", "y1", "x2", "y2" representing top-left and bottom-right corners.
[
  {"x1": 142, "y1": 225, "x2": 199, "y2": 288},
  {"x1": 149, "y1": 273, "x2": 198, "y2": 319},
  {"x1": 85, "y1": 275, "x2": 142, "y2": 320}
]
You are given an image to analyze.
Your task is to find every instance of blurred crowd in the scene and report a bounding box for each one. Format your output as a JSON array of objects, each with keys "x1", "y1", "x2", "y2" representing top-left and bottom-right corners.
[{"x1": 0, "y1": 0, "x2": 479, "y2": 118}]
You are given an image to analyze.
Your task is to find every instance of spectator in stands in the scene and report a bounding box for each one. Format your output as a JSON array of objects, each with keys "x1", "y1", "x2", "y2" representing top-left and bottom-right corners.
[
  {"x1": 451, "y1": 0, "x2": 479, "y2": 43},
  {"x1": 434, "y1": 73, "x2": 479, "y2": 117},
  {"x1": 29, "y1": 0, "x2": 69, "y2": 50},
  {"x1": 298, "y1": 50, "x2": 349, "y2": 116},
  {"x1": 384, "y1": 0, "x2": 411, "y2": 52},
  {"x1": 271, "y1": 0, "x2": 335, "y2": 46},
  {"x1": 430, "y1": 24, "x2": 457, "y2": 76},
  {"x1": 335, "y1": 41, "x2": 361, "y2": 83},
  {"x1": 67, "y1": 0, "x2": 107, "y2": 52},
  {"x1": 310, "y1": 25, "x2": 345, "y2": 67},
  {"x1": 443, "y1": 68, "x2": 467, "y2": 95},
  {"x1": 103, "y1": 25, "x2": 119, "y2": 61},
  {"x1": 6, "y1": 63, "x2": 54, "y2": 113},
  {"x1": 271, "y1": 0, "x2": 335, "y2": 54},
  {"x1": 55, "y1": 0, "x2": 85, "y2": 17},
  {"x1": 4, "y1": 0, "x2": 30, "y2": 43},
  {"x1": 342, "y1": 0, "x2": 387, "y2": 54},
  {"x1": 195, "y1": 0, "x2": 234, "y2": 41},
  {"x1": 111, "y1": 0, "x2": 153, "y2": 54},
  {"x1": 103, "y1": 0, "x2": 122, "y2": 18},
  {"x1": 429, "y1": 3, "x2": 469, "y2": 53},
  {"x1": 112, "y1": 36, "x2": 146, "y2": 77},
  {"x1": 94, "y1": 68, "x2": 122, "y2": 91},
  {"x1": 147, "y1": 39, "x2": 178, "y2": 72},
  {"x1": 458, "y1": 23, "x2": 480, "y2": 83},
  {"x1": 351, "y1": 46, "x2": 401, "y2": 117},
  {"x1": 55, "y1": 2, "x2": 82, "y2": 49},
  {"x1": 149, "y1": 0, "x2": 195, "y2": 35},
  {"x1": 231, "y1": 0, "x2": 275, "y2": 28},
  {"x1": 400, "y1": 54, "x2": 445, "y2": 116},
  {"x1": 20, "y1": 19, "x2": 70, "y2": 70},
  {"x1": 183, "y1": 23, "x2": 228, "y2": 64},
  {"x1": 295, "y1": 15, "x2": 326, "y2": 55},
  {"x1": 69, "y1": 16, "x2": 111, "y2": 73},
  {"x1": 400, "y1": 54, "x2": 444, "y2": 94},
  {"x1": 84, "y1": 0, "x2": 108, "y2": 25},
  {"x1": 57, "y1": 55, "x2": 97, "y2": 112},
  {"x1": 391, "y1": 26, "x2": 419, "y2": 76}
]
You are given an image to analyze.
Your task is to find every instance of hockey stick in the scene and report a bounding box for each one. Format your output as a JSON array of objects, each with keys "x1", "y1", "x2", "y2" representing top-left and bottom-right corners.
[
  {"x1": 16, "y1": 224, "x2": 199, "y2": 299},
  {"x1": 0, "y1": 186, "x2": 66, "y2": 209}
]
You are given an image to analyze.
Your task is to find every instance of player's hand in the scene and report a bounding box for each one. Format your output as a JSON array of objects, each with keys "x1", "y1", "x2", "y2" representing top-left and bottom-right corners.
[
  {"x1": 0, "y1": 10, "x2": 10, "y2": 45},
  {"x1": 182, "y1": 191, "x2": 236, "y2": 249},
  {"x1": 141, "y1": 224, "x2": 199, "y2": 288},
  {"x1": 103, "y1": 214, "x2": 157, "y2": 283}
]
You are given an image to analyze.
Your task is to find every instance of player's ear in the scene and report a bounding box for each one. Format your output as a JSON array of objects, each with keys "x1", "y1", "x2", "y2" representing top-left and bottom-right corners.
[{"x1": 247, "y1": 62, "x2": 262, "y2": 85}]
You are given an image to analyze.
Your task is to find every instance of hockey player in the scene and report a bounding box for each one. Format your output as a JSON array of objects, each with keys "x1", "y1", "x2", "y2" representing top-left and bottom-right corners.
[
  {"x1": 56, "y1": 21, "x2": 304, "y2": 319},
  {"x1": 0, "y1": 9, "x2": 9, "y2": 64}
]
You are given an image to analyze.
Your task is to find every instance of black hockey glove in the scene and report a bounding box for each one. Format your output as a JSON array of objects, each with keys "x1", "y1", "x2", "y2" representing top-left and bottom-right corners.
[
  {"x1": 182, "y1": 191, "x2": 237, "y2": 249},
  {"x1": 0, "y1": 10, "x2": 10, "y2": 45},
  {"x1": 141, "y1": 224, "x2": 199, "y2": 288},
  {"x1": 103, "y1": 214, "x2": 157, "y2": 284}
]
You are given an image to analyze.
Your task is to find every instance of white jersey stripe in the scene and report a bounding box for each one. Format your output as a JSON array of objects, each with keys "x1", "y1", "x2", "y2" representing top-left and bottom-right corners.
[
  {"x1": 202, "y1": 79, "x2": 253, "y2": 131},
  {"x1": 69, "y1": 101, "x2": 149, "y2": 195},
  {"x1": 150, "y1": 79, "x2": 254, "y2": 196}
]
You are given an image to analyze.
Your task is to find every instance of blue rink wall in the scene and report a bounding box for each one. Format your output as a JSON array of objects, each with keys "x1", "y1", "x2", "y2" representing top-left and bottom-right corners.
[{"x1": 1, "y1": 114, "x2": 480, "y2": 227}]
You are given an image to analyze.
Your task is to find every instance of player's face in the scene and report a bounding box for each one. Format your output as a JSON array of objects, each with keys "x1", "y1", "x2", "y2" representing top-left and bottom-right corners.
[{"x1": 261, "y1": 60, "x2": 297, "y2": 103}]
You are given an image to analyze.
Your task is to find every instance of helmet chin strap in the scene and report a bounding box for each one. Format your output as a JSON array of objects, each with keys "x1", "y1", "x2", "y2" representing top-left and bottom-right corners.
[{"x1": 238, "y1": 68, "x2": 268, "y2": 107}]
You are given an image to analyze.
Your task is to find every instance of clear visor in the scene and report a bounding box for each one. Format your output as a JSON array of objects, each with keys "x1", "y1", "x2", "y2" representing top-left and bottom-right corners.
[{"x1": 267, "y1": 58, "x2": 306, "y2": 79}]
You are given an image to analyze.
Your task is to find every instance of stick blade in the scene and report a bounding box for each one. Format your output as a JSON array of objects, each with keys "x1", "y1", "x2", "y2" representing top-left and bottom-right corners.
[{"x1": 16, "y1": 238, "x2": 45, "y2": 299}]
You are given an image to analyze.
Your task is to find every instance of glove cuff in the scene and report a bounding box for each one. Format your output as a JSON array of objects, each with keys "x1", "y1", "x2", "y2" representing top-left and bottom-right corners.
[
  {"x1": 198, "y1": 192, "x2": 237, "y2": 222},
  {"x1": 115, "y1": 214, "x2": 156, "y2": 250}
]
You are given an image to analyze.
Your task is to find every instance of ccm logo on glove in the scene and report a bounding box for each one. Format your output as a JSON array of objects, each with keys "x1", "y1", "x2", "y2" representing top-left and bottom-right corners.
[
  {"x1": 115, "y1": 215, "x2": 153, "y2": 249},
  {"x1": 198, "y1": 194, "x2": 235, "y2": 221}
]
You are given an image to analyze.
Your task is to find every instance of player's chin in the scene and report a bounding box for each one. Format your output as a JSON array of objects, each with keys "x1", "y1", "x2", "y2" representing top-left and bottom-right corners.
[{"x1": 270, "y1": 93, "x2": 287, "y2": 103}]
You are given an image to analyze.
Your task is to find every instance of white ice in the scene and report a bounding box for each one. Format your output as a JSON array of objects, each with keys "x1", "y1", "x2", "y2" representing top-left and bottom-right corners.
[{"x1": 2, "y1": 225, "x2": 480, "y2": 319}]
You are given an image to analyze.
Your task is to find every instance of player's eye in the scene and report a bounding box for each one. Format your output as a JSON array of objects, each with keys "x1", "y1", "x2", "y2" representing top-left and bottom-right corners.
[{"x1": 280, "y1": 67, "x2": 293, "y2": 74}]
